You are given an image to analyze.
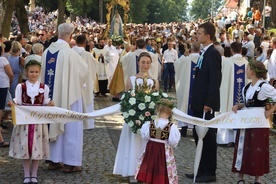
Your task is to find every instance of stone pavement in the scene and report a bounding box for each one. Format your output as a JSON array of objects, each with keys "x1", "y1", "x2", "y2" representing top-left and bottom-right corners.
[{"x1": 1, "y1": 92, "x2": 276, "y2": 184}]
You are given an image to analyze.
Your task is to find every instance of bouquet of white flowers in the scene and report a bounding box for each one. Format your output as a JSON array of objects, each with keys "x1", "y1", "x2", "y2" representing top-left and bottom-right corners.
[
  {"x1": 120, "y1": 90, "x2": 171, "y2": 133},
  {"x1": 110, "y1": 34, "x2": 124, "y2": 46}
]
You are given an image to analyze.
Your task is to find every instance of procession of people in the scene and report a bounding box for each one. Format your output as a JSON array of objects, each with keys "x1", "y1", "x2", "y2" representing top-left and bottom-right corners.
[{"x1": 0, "y1": 2, "x2": 276, "y2": 184}]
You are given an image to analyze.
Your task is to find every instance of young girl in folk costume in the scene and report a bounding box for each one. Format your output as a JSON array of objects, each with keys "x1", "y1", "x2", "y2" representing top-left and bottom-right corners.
[
  {"x1": 9, "y1": 60, "x2": 54, "y2": 184},
  {"x1": 113, "y1": 52, "x2": 159, "y2": 182},
  {"x1": 135, "y1": 98, "x2": 181, "y2": 184},
  {"x1": 232, "y1": 61, "x2": 276, "y2": 184}
]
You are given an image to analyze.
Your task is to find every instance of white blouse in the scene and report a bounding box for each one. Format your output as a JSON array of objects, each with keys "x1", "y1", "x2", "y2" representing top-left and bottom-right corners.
[
  {"x1": 242, "y1": 80, "x2": 276, "y2": 102},
  {"x1": 141, "y1": 118, "x2": 181, "y2": 147},
  {"x1": 14, "y1": 80, "x2": 51, "y2": 105}
]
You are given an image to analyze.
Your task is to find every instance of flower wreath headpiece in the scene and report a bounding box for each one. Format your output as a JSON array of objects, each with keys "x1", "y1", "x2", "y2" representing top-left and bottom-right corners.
[
  {"x1": 248, "y1": 60, "x2": 267, "y2": 74},
  {"x1": 156, "y1": 98, "x2": 175, "y2": 109}
]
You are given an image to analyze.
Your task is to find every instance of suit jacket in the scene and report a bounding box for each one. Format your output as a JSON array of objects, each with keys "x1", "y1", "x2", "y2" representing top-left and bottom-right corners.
[{"x1": 191, "y1": 45, "x2": 222, "y2": 113}]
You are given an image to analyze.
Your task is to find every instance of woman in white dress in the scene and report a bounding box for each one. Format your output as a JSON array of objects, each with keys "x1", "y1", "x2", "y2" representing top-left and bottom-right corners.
[{"x1": 113, "y1": 52, "x2": 159, "y2": 182}]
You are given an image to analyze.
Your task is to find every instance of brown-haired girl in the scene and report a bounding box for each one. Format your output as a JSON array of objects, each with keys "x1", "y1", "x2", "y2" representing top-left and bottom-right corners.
[
  {"x1": 9, "y1": 60, "x2": 54, "y2": 184},
  {"x1": 135, "y1": 98, "x2": 180, "y2": 184},
  {"x1": 232, "y1": 60, "x2": 276, "y2": 184}
]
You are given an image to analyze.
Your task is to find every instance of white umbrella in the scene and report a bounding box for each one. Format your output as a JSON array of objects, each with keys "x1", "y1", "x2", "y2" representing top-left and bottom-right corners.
[{"x1": 193, "y1": 112, "x2": 209, "y2": 183}]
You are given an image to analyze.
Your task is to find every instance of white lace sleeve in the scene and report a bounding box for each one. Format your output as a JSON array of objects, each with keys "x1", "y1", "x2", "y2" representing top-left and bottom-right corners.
[
  {"x1": 14, "y1": 84, "x2": 22, "y2": 105},
  {"x1": 140, "y1": 121, "x2": 151, "y2": 141},
  {"x1": 43, "y1": 84, "x2": 51, "y2": 105},
  {"x1": 258, "y1": 83, "x2": 276, "y2": 101},
  {"x1": 168, "y1": 124, "x2": 181, "y2": 147}
]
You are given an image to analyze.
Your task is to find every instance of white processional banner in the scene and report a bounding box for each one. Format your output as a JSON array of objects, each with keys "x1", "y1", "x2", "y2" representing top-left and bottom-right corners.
[{"x1": 11, "y1": 104, "x2": 272, "y2": 129}]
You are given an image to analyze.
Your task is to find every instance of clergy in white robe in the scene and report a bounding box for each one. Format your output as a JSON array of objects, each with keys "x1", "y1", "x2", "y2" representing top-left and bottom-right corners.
[
  {"x1": 104, "y1": 39, "x2": 119, "y2": 88},
  {"x1": 73, "y1": 34, "x2": 99, "y2": 129},
  {"x1": 40, "y1": 23, "x2": 88, "y2": 168},
  {"x1": 174, "y1": 42, "x2": 200, "y2": 135},
  {"x1": 217, "y1": 42, "x2": 248, "y2": 145},
  {"x1": 93, "y1": 38, "x2": 110, "y2": 96},
  {"x1": 121, "y1": 39, "x2": 158, "y2": 86}
]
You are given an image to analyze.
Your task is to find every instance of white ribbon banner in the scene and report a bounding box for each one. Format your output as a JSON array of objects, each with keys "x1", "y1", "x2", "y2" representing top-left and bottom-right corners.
[{"x1": 12, "y1": 104, "x2": 271, "y2": 129}]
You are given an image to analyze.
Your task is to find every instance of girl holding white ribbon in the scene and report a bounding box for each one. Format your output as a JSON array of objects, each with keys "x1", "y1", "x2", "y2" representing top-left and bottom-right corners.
[
  {"x1": 232, "y1": 60, "x2": 276, "y2": 184},
  {"x1": 9, "y1": 60, "x2": 54, "y2": 184},
  {"x1": 135, "y1": 98, "x2": 180, "y2": 184}
]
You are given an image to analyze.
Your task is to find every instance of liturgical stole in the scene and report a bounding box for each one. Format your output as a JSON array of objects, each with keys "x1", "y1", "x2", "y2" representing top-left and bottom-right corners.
[
  {"x1": 233, "y1": 64, "x2": 245, "y2": 105},
  {"x1": 45, "y1": 50, "x2": 60, "y2": 99}
]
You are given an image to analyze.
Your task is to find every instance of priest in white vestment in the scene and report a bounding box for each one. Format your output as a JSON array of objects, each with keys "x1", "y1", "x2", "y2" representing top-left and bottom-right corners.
[
  {"x1": 40, "y1": 23, "x2": 88, "y2": 172},
  {"x1": 121, "y1": 39, "x2": 158, "y2": 85},
  {"x1": 72, "y1": 34, "x2": 99, "y2": 129},
  {"x1": 93, "y1": 38, "x2": 110, "y2": 96},
  {"x1": 104, "y1": 39, "x2": 119, "y2": 88},
  {"x1": 174, "y1": 42, "x2": 200, "y2": 136},
  {"x1": 217, "y1": 42, "x2": 248, "y2": 145}
]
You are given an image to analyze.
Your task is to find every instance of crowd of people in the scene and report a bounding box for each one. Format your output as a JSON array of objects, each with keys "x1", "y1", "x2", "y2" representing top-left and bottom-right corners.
[{"x1": 0, "y1": 2, "x2": 275, "y2": 184}]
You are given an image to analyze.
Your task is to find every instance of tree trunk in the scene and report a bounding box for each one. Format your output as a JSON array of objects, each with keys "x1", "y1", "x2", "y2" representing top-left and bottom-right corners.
[
  {"x1": 15, "y1": 0, "x2": 29, "y2": 35},
  {"x1": 271, "y1": 0, "x2": 276, "y2": 28},
  {"x1": 1, "y1": 0, "x2": 16, "y2": 38},
  {"x1": 99, "y1": 0, "x2": 103, "y2": 23},
  {"x1": 0, "y1": 0, "x2": 7, "y2": 34},
  {"x1": 57, "y1": 0, "x2": 67, "y2": 30},
  {"x1": 83, "y1": 1, "x2": 87, "y2": 19}
]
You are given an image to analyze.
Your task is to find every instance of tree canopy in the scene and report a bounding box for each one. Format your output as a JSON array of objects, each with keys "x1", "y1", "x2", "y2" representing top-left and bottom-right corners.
[
  {"x1": 35, "y1": 0, "x2": 188, "y2": 23},
  {"x1": 190, "y1": 0, "x2": 224, "y2": 20}
]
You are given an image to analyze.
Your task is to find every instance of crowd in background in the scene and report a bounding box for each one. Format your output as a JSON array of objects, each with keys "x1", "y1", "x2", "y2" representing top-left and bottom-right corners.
[
  {"x1": 0, "y1": 1, "x2": 275, "y2": 124},
  {"x1": 0, "y1": 2, "x2": 275, "y2": 184}
]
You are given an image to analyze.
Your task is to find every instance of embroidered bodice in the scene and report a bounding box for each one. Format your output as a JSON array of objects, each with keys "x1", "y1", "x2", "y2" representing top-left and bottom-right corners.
[
  {"x1": 149, "y1": 120, "x2": 173, "y2": 140},
  {"x1": 244, "y1": 82, "x2": 267, "y2": 107},
  {"x1": 21, "y1": 82, "x2": 45, "y2": 106}
]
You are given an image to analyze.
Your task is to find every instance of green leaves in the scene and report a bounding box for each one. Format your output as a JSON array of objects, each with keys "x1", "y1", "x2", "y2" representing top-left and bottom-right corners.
[
  {"x1": 120, "y1": 90, "x2": 171, "y2": 134},
  {"x1": 66, "y1": 0, "x2": 94, "y2": 16},
  {"x1": 190, "y1": 0, "x2": 223, "y2": 20},
  {"x1": 128, "y1": 0, "x2": 188, "y2": 23}
]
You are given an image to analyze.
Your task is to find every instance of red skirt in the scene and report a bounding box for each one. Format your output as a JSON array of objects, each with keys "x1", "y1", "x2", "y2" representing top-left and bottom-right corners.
[
  {"x1": 136, "y1": 140, "x2": 169, "y2": 184},
  {"x1": 232, "y1": 128, "x2": 270, "y2": 176}
]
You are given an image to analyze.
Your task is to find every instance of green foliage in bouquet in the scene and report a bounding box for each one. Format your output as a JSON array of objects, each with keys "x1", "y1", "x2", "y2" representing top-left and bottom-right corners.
[
  {"x1": 120, "y1": 90, "x2": 171, "y2": 134},
  {"x1": 110, "y1": 34, "x2": 124, "y2": 46}
]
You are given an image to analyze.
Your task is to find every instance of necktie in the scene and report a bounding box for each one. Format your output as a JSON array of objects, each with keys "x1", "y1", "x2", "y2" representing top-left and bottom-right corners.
[{"x1": 196, "y1": 50, "x2": 204, "y2": 69}]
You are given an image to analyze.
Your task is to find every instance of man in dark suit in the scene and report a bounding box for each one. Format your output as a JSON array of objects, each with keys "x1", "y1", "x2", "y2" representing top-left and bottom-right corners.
[{"x1": 185, "y1": 22, "x2": 222, "y2": 183}]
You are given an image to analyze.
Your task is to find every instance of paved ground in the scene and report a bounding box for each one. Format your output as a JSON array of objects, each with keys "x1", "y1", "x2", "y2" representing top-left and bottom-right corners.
[{"x1": 1, "y1": 92, "x2": 276, "y2": 184}]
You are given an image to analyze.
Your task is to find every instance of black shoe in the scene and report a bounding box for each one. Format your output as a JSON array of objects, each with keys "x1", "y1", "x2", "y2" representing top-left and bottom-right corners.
[
  {"x1": 237, "y1": 180, "x2": 245, "y2": 184},
  {"x1": 22, "y1": 177, "x2": 30, "y2": 184},
  {"x1": 185, "y1": 173, "x2": 194, "y2": 179},
  {"x1": 30, "y1": 177, "x2": 38, "y2": 184},
  {"x1": 180, "y1": 126, "x2": 188, "y2": 137},
  {"x1": 0, "y1": 124, "x2": 8, "y2": 129},
  {"x1": 195, "y1": 175, "x2": 216, "y2": 183},
  {"x1": 112, "y1": 97, "x2": 120, "y2": 102}
]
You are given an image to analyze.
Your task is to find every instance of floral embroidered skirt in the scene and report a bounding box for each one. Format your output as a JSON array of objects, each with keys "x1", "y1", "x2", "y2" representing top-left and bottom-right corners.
[
  {"x1": 135, "y1": 140, "x2": 178, "y2": 184},
  {"x1": 232, "y1": 128, "x2": 269, "y2": 176}
]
